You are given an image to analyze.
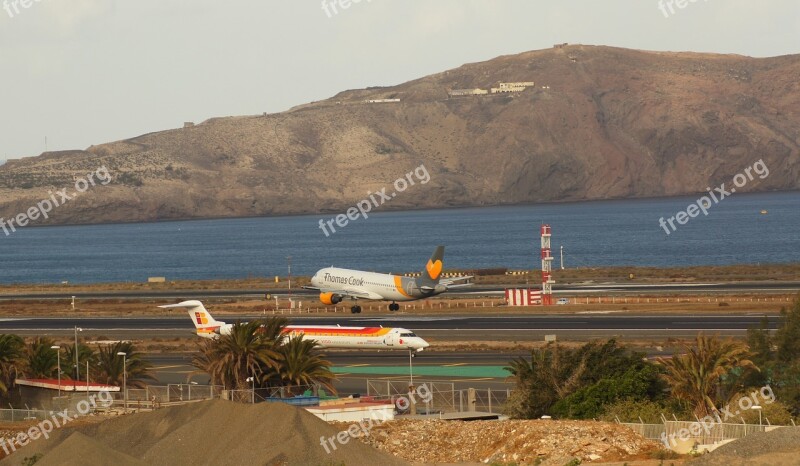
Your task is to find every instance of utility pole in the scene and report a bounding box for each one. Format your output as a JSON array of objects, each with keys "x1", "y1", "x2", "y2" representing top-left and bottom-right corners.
[
  {"x1": 560, "y1": 246, "x2": 564, "y2": 270},
  {"x1": 74, "y1": 326, "x2": 81, "y2": 390},
  {"x1": 287, "y1": 256, "x2": 292, "y2": 308}
]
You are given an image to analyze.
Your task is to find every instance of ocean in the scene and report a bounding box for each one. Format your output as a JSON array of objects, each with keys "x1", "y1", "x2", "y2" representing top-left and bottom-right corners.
[{"x1": 1, "y1": 191, "x2": 797, "y2": 284}]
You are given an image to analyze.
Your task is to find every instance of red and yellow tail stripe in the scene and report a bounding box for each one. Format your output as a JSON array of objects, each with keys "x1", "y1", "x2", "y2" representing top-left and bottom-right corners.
[{"x1": 284, "y1": 327, "x2": 391, "y2": 337}]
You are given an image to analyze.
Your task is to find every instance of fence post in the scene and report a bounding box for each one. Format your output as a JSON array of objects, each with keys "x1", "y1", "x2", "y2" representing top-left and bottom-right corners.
[{"x1": 488, "y1": 388, "x2": 492, "y2": 413}]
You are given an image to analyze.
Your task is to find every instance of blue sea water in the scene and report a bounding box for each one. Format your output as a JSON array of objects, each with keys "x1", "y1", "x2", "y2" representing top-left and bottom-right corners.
[{"x1": 0, "y1": 191, "x2": 797, "y2": 284}]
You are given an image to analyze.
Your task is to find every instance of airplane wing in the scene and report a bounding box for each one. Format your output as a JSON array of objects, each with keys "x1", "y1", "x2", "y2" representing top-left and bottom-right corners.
[
  {"x1": 440, "y1": 276, "x2": 473, "y2": 286},
  {"x1": 443, "y1": 283, "x2": 473, "y2": 289},
  {"x1": 419, "y1": 282, "x2": 474, "y2": 292},
  {"x1": 303, "y1": 286, "x2": 383, "y2": 300}
]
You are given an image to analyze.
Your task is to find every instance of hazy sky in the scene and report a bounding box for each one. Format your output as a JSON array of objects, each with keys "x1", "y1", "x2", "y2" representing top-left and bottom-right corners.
[{"x1": 1, "y1": 0, "x2": 798, "y2": 162}]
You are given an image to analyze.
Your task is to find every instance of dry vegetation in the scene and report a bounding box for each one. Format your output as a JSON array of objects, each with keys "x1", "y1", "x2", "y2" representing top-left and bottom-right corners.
[{"x1": 2, "y1": 263, "x2": 799, "y2": 295}]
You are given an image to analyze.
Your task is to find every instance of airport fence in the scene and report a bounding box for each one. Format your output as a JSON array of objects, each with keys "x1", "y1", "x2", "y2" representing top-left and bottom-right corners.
[
  {"x1": 81, "y1": 384, "x2": 225, "y2": 411},
  {"x1": 0, "y1": 407, "x2": 51, "y2": 422},
  {"x1": 268, "y1": 301, "x2": 502, "y2": 314},
  {"x1": 261, "y1": 295, "x2": 793, "y2": 314},
  {"x1": 366, "y1": 379, "x2": 510, "y2": 414},
  {"x1": 620, "y1": 418, "x2": 795, "y2": 445},
  {"x1": 225, "y1": 384, "x2": 329, "y2": 405},
  {"x1": 569, "y1": 295, "x2": 794, "y2": 305},
  {"x1": 119, "y1": 384, "x2": 222, "y2": 404}
]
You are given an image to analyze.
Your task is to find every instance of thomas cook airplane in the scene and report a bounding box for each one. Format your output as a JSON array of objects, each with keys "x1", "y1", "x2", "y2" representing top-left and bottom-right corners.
[
  {"x1": 304, "y1": 246, "x2": 471, "y2": 313},
  {"x1": 161, "y1": 300, "x2": 430, "y2": 353}
]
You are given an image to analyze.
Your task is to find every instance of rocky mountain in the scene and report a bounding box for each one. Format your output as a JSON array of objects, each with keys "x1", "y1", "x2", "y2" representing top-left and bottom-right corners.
[{"x1": 1, "y1": 44, "x2": 798, "y2": 226}]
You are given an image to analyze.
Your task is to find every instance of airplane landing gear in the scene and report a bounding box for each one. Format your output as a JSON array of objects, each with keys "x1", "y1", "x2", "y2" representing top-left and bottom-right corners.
[
  {"x1": 389, "y1": 302, "x2": 400, "y2": 312},
  {"x1": 350, "y1": 305, "x2": 362, "y2": 314}
]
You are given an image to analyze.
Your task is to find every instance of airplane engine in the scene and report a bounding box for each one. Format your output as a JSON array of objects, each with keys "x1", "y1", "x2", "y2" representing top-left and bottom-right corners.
[{"x1": 320, "y1": 292, "x2": 342, "y2": 305}]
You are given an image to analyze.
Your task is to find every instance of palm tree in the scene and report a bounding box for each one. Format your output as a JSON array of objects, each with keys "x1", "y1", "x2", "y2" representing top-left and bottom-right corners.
[
  {"x1": 659, "y1": 333, "x2": 757, "y2": 417},
  {"x1": 95, "y1": 342, "x2": 154, "y2": 388},
  {"x1": 25, "y1": 337, "x2": 59, "y2": 379},
  {"x1": 273, "y1": 336, "x2": 336, "y2": 396},
  {"x1": 0, "y1": 334, "x2": 25, "y2": 395},
  {"x1": 61, "y1": 343, "x2": 97, "y2": 380},
  {"x1": 192, "y1": 320, "x2": 283, "y2": 390}
]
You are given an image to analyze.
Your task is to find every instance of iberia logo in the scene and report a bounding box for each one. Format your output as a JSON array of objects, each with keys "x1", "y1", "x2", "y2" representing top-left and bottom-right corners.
[
  {"x1": 426, "y1": 259, "x2": 443, "y2": 280},
  {"x1": 195, "y1": 312, "x2": 208, "y2": 325}
]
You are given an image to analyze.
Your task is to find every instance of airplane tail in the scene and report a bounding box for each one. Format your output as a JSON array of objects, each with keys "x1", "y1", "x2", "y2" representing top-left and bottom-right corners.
[
  {"x1": 159, "y1": 300, "x2": 221, "y2": 333},
  {"x1": 417, "y1": 246, "x2": 445, "y2": 288}
]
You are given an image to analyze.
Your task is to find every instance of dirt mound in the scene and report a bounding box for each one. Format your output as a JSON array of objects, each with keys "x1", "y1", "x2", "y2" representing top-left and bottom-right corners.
[
  {"x1": 346, "y1": 418, "x2": 660, "y2": 464},
  {"x1": 34, "y1": 432, "x2": 144, "y2": 466},
  {"x1": 688, "y1": 427, "x2": 800, "y2": 466},
  {"x1": 0, "y1": 400, "x2": 407, "y2": 466}
]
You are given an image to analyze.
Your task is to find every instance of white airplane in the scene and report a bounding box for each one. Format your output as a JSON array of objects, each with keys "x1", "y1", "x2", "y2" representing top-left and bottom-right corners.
[
  {"x1": 304, "y1": 245, "x2": 471, "y2": 313},
  {"x1": 160, "y1": 300, "x2": 430, "y2": 353}
]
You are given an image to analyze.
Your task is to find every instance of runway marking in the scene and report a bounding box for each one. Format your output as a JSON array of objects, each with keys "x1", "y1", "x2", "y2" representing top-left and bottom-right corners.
[
  {"x1": 443, "y1": 363, "x2": 468, "y2": 367},
  {"x1": 415, "y1": 328, "x2": 753, "y2": 331}
]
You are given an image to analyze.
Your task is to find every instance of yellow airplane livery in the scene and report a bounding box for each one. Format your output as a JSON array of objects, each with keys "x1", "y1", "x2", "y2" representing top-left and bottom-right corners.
[{"x1": 304, "y1": 246, "x2": 471, "y2": 313}]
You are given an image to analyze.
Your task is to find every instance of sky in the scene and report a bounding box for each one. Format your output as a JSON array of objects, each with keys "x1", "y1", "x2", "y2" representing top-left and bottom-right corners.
[{"x1": 1, "y1": 0, "x2": 798, "y2": 163}]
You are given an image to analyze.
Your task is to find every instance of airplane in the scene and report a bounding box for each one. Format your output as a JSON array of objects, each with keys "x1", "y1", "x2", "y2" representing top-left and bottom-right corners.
[
  {"x1": 160, "y1": 300, "x2": 430, "y2": 353},
  {"x1": 303, "y1": 245, "x2": 472, "y2": 313}
]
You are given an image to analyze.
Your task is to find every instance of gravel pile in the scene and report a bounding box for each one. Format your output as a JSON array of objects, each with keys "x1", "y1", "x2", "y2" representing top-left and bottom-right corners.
[
  {"x1": 0, "y1": 400, "x2": 407, "y2": 466},
  {"x1": 689, "y1": 427, "x2": 800, "y2": 466},
  {"x1": 340, "y1": 418, "x2": 660, "y2": 464}
]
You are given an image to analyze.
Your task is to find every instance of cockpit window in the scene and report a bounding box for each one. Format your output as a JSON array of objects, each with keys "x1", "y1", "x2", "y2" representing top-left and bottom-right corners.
[{"x1": 400, "y1": 333, "x2": 417, "y2": 337}]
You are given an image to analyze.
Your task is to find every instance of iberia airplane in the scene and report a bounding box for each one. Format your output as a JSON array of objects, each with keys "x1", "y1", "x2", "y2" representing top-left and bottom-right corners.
[
  {"x1": 160, "y1": 300, "x2": 430, "y2": 353},
  {"x1": 304, "y1": 245, "x2": 471, "y2": 313}
]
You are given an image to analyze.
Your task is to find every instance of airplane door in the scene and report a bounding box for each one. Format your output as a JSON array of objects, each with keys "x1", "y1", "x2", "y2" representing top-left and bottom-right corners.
[{"x1": 384, "y1": 333, "x2": 396, "y2": 347}]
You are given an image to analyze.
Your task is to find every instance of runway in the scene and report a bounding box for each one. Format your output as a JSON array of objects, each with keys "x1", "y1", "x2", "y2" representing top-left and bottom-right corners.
[
  {"x1": 0, "y1": 313, "x2": 781, "y2": 340},
  {"x1": 1, "y1": 281, "x2": 797, "y2": 301}
]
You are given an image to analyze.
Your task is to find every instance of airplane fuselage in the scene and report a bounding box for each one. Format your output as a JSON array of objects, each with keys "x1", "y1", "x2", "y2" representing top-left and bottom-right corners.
[
  {"x1": 310, "y1": 267, "x2": 443, "y2": 302},
  {"x1": 284, "y1": 325, "x2": 429, "y2": 351},
  {"x1": 206, "y1": 322, "x2": 429, "y2": 351}
]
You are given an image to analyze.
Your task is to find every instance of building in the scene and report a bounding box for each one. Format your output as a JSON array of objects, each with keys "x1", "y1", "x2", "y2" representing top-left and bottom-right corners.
[
  {"x1": 448, "y1": 88, "x2": 488, "y2": 97},
  {"x1": 14, "y1": 378, "x2": 121, "y2": 410},
  {"x1": 306, "y1": 398, "x2": 395, "y2": 422},
  {"x1": 491, "y1": 82, "x2": 535, "y2": 94},
  {"x1": 365, "y1": 98, "x2": 401, "y2": 103}
]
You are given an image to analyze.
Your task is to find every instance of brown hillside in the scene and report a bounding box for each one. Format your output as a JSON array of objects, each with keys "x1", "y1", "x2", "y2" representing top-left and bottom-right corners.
[{"x1": 1, "y1": 45, "x2": 798, "y2": 225}]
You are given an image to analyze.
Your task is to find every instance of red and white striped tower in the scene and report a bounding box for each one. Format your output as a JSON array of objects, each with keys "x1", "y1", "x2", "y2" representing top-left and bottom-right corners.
[{"x1": 540, "y1": 225, "x2": 554, "y2": 305}]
